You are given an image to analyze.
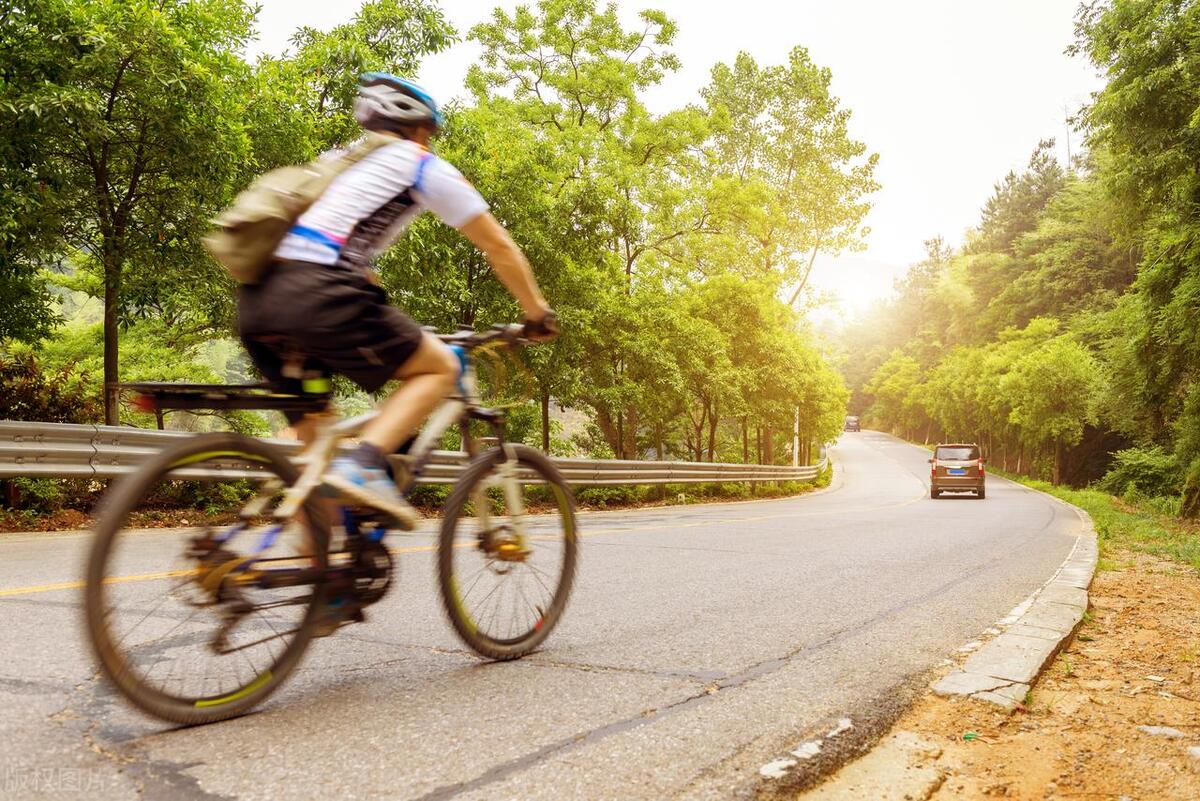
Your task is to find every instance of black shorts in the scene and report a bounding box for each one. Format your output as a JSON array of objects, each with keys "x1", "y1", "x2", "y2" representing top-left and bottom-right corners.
[{"x1": 238, "y1": 260, "x2": 424, "y2": 414}]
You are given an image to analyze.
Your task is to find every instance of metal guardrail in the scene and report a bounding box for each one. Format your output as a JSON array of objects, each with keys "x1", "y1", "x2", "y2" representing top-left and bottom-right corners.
[{"x1": 0, "y1": 420, "x2": 827, "y2": 486}]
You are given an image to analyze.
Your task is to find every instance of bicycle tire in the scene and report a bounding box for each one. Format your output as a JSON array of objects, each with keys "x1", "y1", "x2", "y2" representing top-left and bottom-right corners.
[
  {"x1": 438, "y1": 444, "x2": 578, "y2": 660},
  {"x1": 85, "y1": 432, "x2": 329, "y2": 725}
]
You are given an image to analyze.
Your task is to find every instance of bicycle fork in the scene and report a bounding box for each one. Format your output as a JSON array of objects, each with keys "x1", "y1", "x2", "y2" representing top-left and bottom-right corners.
[{"x1": 475, "y1": 446, "x2": 531, "y2": 560}]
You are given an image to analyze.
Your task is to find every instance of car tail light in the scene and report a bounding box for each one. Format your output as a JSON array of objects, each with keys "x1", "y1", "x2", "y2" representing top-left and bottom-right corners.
[{"x1": 978, "y1": 458, "x2": 985, "y2": 473}]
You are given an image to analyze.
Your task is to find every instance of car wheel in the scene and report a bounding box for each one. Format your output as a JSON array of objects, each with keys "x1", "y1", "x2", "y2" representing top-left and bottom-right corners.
[
  {"x1": 977, "y1": 486, "x2": 986, "y2": 499},
  {"x1": 931, "y1": 487, "x2": 940, "y2": 499}
]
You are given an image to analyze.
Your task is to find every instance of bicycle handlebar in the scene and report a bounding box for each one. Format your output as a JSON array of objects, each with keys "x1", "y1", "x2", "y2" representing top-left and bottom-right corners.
[{"x1": 434, "y1": 323, "x2": 534, "y2": 349}]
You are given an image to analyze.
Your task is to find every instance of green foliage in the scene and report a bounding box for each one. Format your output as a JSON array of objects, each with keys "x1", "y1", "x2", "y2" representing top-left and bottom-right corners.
[
  {"x1": 8, "y1": 477, "x2": 67, "y2": 514},
  {"x1": 0, "y1": 1, "x2": 79, "y2": 342},
  {"x1": 1098, "y1": 446, "x2": 1181, "y2": 499},
  {"x1": 1072, "y1": 0, "x2": 1200, "y2": 513},
  {"x1": 407, "y1": 483, "x2": 452, "y2": 510},
  {"x1": 844, "y1": 4, "x2": 1200, "y2": 501},
  {"x1": 3, "y1": 0, "x2": 856, "y2": 490},
  {"x1": 0, "y1": 351, "x2": 100, "y2": 423},
  {"x1": 1014, "y1": 477, "x2": 1200, "y2": 572},
  {"x1": 575, "y1": 485, "x2": 642, "y2": 507},
  {"x1": 263, "y1": 0, "x2": 455, "y2": 152},
  {"x1": 1002, "y1": 337, "x2": 1101, "y2": 452}
]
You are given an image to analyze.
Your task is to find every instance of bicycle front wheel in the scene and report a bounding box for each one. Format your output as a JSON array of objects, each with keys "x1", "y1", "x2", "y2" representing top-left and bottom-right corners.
[
  {"x1": 438, "y1": 444, "x2": 578, "y2": 660},
  {"x1": 85, "y1": 432, "x2": 329, "y2": 725}
]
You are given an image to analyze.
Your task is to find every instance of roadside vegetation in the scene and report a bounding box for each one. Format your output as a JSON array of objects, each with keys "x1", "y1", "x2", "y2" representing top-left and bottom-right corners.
[
  {"x1": 843, "y1": 0, "x2": 1200, "y2": 522},
  {"x1": 1009, "y1": 474, "x2": 1200, "y2": 572},
  {"x1": 1, "y1": 461, "x2": 833, "y2": 533},
  {"x1": 2, "y1": 0, "x2": 864, "y2": 521}
]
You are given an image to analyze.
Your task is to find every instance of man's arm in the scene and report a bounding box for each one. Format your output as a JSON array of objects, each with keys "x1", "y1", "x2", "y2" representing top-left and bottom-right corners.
[{"x1": 459, "y1": 212, "x2": 552, "y2": 324}]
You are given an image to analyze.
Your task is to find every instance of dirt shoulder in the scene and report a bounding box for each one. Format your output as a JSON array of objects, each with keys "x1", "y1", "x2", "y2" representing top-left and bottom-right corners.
[{"x1": 802, "y1": 548, "x2": 1200, "y2": 799}]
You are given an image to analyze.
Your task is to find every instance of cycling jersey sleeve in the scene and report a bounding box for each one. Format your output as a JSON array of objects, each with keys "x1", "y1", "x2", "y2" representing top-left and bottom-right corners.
[{"x1": 413, "y1": 157, "x2": 490, "y2": 229}]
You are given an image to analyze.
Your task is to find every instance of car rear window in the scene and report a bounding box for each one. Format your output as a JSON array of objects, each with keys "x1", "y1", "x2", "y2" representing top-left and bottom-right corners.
[{"x1": 936, "y1": 446, "x2": 979, "y2": 460}]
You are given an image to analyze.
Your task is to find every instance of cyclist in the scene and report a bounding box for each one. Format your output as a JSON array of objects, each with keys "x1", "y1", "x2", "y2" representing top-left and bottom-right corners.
[{"x1": 237, "y1": 73, "x2": 557, "y2": 527}]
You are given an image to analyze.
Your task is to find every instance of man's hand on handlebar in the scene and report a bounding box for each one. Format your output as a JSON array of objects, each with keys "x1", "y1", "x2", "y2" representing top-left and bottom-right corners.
[{"x1": 522, "y1": 308, "x2": 559, "y2": 342}]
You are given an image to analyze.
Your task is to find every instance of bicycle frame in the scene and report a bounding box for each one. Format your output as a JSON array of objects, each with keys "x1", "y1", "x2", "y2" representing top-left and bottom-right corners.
[{"x1": 266, "y1": 344, "x2": 526, "y2": 546}]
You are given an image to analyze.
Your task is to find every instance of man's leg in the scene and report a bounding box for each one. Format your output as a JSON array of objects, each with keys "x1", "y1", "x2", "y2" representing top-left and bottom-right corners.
[
  {"x1": 323, "y1": 331, "x2": 459, "y2": 525},
  {"x1": 358, "y1": 332, "x2": 459, "y2": 452}
]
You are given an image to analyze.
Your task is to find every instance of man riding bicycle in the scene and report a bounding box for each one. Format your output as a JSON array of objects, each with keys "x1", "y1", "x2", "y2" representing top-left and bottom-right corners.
[{"x1": 238, "y1": 73, "x2": 557, "y2": 527}]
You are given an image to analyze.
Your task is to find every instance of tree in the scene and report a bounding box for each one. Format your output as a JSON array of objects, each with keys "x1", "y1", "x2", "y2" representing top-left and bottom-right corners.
[
  {"x1": 0, "y1": 1, "x2": 82, "y2": 342},
  {"x1": 1074, "y1": 0, "x2": 1200, "y2": 513},
  {"x1": 260, "y1": 0, "x2": 455, "y2": 152},
  {"x1": 464, "y1": 0, "x2": 702, "y2": 458},
  {"x1": 697, "y1": 48, "x2": 878, "y2": 296},
  {"x1": 966, "y1": 139, "x2": 1066, "y2": 256},
  {"x1": 16, "y1": 0, "x2": 258, "y2": 423},
  {"x1": 865, "y1": 352, "x2": 929, "y2": 441},
  {"x1": 1002, "y1": 337, "x2": 1102, "y2": 485}
]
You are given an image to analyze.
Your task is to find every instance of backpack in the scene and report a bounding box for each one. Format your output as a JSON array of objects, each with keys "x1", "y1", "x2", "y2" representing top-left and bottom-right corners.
[{"x1": 203, "y1": 132, "x2": 398, "y2": 284}]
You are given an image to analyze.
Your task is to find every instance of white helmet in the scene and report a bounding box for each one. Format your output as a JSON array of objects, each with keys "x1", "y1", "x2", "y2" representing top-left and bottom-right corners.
[{"x1": 354, "y1": 73, "x2": 443, "y2": 132}]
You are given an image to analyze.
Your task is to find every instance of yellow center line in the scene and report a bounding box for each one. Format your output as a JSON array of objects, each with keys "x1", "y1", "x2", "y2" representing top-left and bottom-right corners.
[
  {"x1": 0, "y1": 569, "x2": 198, "y2": 599},
  {"x1": 0, "y1": 492, "x2": 925, "y2": 599}
]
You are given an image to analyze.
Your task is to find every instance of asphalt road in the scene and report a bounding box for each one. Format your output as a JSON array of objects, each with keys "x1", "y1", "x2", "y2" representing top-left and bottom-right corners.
[{"x1": 0, "y1": 431, "x2": 1083, "y2": 800}]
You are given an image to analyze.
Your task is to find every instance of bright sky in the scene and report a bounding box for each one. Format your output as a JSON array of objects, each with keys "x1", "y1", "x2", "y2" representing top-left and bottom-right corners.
[{"x1": 250, "y1": 0, "x2": 1103, "y2": 317}]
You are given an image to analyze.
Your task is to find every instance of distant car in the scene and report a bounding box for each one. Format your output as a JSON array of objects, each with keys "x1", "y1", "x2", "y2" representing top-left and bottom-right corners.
[
  {"x1": 929, "y1": 443, "x2": 985, "y2": 499},
  {"x1": 844, "y1": 416, "x2": 861, "y2": 432}
]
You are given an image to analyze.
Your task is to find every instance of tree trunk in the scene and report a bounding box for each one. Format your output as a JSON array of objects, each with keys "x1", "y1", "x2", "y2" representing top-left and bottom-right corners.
[
  {"x1": 763, "y1": 425, "x2": 774, "y2": 465},
  {"x1": 706, "y1": 404, "x2": 718, "y2": 462},
  {"x1": 595, "y1": 407, "x2": 621, "y2": 457},
  {"x1": 755, "y1": 427, "x2": 762, "y2": 464},
  {"x1": 655, "y1": 423, "x2": 667, "y2": 500},
  {"x1": 615, "y1": 411, "x2": 624, "y2": 460},
  {"x1": 540, "y1": 389, "x2": 551, "y2": 454},
  {"x1": 923, "y1": 419, "x2": 932, "y2": 445},
  {"x1": 103, "y1": 255, "x2": 121, "y2": 426},
  {"x1": 625, "y1": 405, "x2": 638, "y2": 460},
  {"x1": 742, "y1": 417, "x2": 749, "y2": 463},
  {"x1": 1016, "y1": 443, "x2": 1024, "y2": 475},
  {"x1": 1053, "y1": 438, "x2": 1064, "y2": 486}
]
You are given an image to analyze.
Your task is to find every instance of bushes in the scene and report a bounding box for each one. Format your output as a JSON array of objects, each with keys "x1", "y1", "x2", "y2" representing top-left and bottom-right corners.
[
  {"x1": 7, "y1": 477, "x2": 70, "y2": 513},
  {"x1": 408, "y1": 483, "x2": 452, "y2": 511},
  {"x1": 0, "y1": 352, "x2": 99, "y2": 423},
  {"x1": 1097, "y1": 446, "x2": 1181, "y2": 499},
  {"x1": 575, "y1": 485, "x2": 644, "y2": 507}
]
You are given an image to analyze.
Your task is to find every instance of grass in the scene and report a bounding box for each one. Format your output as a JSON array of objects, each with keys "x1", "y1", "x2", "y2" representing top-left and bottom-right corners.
[{"x1": 999, "y1": 472, "x2": 1200, "y2": 572}]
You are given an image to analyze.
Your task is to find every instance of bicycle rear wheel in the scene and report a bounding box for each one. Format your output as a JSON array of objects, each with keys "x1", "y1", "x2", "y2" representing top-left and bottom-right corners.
[
  {"x1": 438, "y1": 444, "x2": 578, "y2": 660},
  {"x1": 85, "y1": 432, "x2": 329, "y2": 725}
]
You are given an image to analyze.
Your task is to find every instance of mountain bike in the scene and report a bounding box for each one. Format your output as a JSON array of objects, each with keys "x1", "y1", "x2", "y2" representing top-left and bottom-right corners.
[{"x1": 84, "y1": 324, "x2": 578, "y2": 725}]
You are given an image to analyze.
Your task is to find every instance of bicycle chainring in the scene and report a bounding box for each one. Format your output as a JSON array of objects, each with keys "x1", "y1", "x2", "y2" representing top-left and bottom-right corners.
[{"x1": 352, "y1": 540, "x2": 394, "y2": 606}]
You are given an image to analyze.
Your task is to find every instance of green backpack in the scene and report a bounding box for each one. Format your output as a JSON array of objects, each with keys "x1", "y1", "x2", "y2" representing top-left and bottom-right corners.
[{"x1": 203, "y1": 132, "x2": 398, "y2": 284}]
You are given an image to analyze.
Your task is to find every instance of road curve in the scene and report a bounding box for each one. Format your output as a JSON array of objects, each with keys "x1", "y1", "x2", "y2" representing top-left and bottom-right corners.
[{"x1": 0, "y1": 432, "x2": 1082, "y2": 800}]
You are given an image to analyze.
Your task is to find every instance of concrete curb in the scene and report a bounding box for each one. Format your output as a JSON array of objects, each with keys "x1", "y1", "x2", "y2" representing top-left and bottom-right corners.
[{"x1": 931, "y1": 495, "x2": 1099, "y2": 710}]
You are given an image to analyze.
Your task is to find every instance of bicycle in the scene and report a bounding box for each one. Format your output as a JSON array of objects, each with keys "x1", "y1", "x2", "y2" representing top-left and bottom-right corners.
[{"x1": 84, "y1": 324, "x2": 578, "y2": 725}]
